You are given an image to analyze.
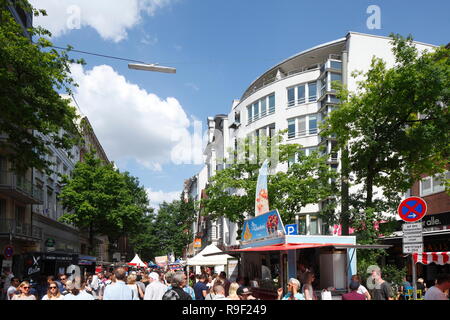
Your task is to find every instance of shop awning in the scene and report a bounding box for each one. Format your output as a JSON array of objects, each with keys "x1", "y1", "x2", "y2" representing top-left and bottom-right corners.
[
  {"x1": 413, "y1": 252, "x2": 450, "y2": 265},
  {"x1": 231, "y1": 243, "x2": 354, "y2": 252}
]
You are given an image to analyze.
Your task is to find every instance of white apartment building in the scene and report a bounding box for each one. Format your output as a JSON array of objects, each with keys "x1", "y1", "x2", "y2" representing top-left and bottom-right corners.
[{"x1": 191, "y1": 32, "x2": 437, "y2": 250}]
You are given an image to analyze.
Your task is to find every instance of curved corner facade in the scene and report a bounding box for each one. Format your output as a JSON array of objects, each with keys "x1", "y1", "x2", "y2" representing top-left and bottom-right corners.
[{"x1": 188, "y1": 32, "x2": 437, "y2": 251}]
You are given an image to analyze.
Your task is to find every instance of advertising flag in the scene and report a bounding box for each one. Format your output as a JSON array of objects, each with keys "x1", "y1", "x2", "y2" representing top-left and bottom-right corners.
[{"x1": 255, "y1": 159, "x2": 270, "y2": 216}]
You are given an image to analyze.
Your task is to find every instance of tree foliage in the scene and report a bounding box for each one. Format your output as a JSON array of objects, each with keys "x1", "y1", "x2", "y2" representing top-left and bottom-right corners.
[
  {"x1": 202, "y1": 133, "x2": 338, "y2": 239},
  {"x1": 129, "y1": 192, "x2": 196, "y2": 260},
  {"x1": 322, "y1": 35, "x2": 450, "y2": 241},
  {"x1": 59, "y1": 151, "x2": 149, "y2": 254},
  {"x1": 0, "y1": 0, "x2": 83, "y2": 173}
]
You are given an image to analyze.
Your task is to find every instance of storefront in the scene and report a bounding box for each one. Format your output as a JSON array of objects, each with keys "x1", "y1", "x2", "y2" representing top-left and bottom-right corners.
[
  {"x1": 23, "y1": 252, "x2": 78, "y2": 280},
  {"x1": 226, "y1": 210, "x2": 358, "y2": 300},
  {"x1": 380, "y1": 211, "x2": 450, "y2": 288}
]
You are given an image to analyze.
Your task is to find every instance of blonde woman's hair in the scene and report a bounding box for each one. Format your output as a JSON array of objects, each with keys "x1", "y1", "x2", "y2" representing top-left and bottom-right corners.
[
  {"x1": 18, "y1": 281, "x2": 30, "y2": 290},
  {"x1": 127, "y1": 274, "x2": 137, "y2": 284},
  {"x1": 46, "y1": 281, "x2": 61, "y2": 299},
  {"x1": 228, "y1": 282, "x2": 239, "y2": 297}
]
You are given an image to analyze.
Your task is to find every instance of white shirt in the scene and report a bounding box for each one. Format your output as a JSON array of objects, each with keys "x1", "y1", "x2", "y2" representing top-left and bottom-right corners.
[
  {"x1": 42, "y1": 295, "x2": 65, "y2": 300},
  {"x1": 7, "y1": 286, "x2": 17, "y2": 300},
  {"x1": 127, "y1": 284, "x2": 140, "y2": 300},
  {"x1": 424, "y1": 286, "x2": 448, "y2": 300},
  {"x1": 64, "y1": 290, "x2": 95, "y2": 300},
  {"x1": 357, "y1": 285, "x2": 369, "y2": 296},
  {"x1": 144, "y1": 281, "x2": 168, "y2": 300}
]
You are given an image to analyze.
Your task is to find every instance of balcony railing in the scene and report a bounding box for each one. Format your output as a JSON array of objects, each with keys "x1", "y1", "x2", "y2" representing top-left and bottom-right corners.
[
  {"x1": 0, "y1": 219, "x2": 42, "y2": 240},
  {"x1": 0, "y1": 171, "x2": 43, "y2": 204}
]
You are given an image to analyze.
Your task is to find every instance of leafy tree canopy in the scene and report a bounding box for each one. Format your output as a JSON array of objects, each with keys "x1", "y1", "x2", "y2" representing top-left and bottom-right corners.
[{"x1": 0, "y1": 0, "x2": 84, "y2": 174}]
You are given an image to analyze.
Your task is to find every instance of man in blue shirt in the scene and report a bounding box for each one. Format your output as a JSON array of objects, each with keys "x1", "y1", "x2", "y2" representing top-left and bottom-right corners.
[
  {"x1": 193, "y1": 274, "x2": 209, "y2": 300},
  {"x1": 103, "y1": 268, "x2": 134, "y2": 300}
]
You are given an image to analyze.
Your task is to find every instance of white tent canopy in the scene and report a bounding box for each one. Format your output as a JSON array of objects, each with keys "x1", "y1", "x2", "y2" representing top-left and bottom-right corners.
[
  {"x1": 187, "y1": 244, "x2": 235, "y2": 266},
  {"x1": 127, "y1": 254, "x2": 147, "y2": 267}
]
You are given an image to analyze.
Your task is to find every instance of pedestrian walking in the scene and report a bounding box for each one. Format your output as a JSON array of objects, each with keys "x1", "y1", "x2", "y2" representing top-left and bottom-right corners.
[
  {"x1": 219, "y1": 272, "x2": 231, "y2": 296},
  {"x1": 227, "y1": 282, "x2": 240, "y2": 300},
  {"x1": 371, "y1": 270, "x2": 394, "y2": 300},
  {"x1": 351, "y1": 275, "x2": 371, "y2": 300},
  {"x1": 42, "y1": 281, "x2": 64, "y2": 300},
  {"x1": 5, "y1": 277, "x2": 19, "y2": 300},
  {"x1": 277, "y1": 278, "x2": 304, "y2": 300},
  {"x1": 162, "y1": 272, "x2": 192, "y2": 300},
  {"x1": 64, "y1": 277, "x2": 95, "y2": 300},
  {"x1": 237, "y1": 286, "x2": 257, "y2": 300},
  {"x1": 127, "y1": 274, "x2": 144, "y2": 300},
  {"x1": 212, "y1": 285, "x2": 229, "y2": 300},
  {"x1": 193, "y1": 273, "x2": 209, "y2": 300},
  {"x1": 11, "y1": 281, "x2": 36, "y2": 300},
  {"x1": 143, "y1": 272, "x2": 167, "y2": 300},
  {"x1": 103, "y1": 268, "x2": 135, "y2": 300},
  {"x1": 424, "y1": 274, "x2": 450, "y2": 300},
  {"x1": 342, "y1": 280, "x2": 366, "y2": 300},
  {"x1": 302, "y1": 272, "x2": 317, "y2": 300}
]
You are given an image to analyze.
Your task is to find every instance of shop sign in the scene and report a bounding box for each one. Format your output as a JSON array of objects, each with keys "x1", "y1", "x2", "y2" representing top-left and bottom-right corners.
[
  {"x1": 241, "y1": 209, "x2": 285, "y2": 245},
  {"x1": 2, "y1": 259, "x2": 12, "y2": 268},
  {"x1": 45, "y1": 238, "x2": 56, "y2": 247},
  {"x1": 26, "y1": 255, "x2": 41, "y2": 276},
  {"x1": 194, "y1": 238, "x2": 202, "y2": 248},
  {"x1": 402, "y1": 222, "x2": 423, "y2": 254},
  {"x1": 155, "y1": 255, "x2": 168, "y2": 267}
]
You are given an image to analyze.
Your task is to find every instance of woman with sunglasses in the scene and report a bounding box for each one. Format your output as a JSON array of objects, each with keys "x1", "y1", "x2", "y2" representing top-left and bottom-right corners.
[
  {"x1": 42, "y1": 281, "x2": 64, "y2": 300},
  {"x1": 11, "y1": 281, "x2": 36, "y2": 300}
]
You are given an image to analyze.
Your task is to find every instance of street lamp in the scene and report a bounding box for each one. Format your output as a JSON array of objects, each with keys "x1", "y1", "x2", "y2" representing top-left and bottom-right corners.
[{"x1": 128, "y1": 63, "x2": 176, "y2": 74}]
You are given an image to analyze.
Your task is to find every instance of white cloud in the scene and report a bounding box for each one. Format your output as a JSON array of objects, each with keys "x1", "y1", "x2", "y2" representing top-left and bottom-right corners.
[
  {"x1": 29, "y1": 0, "x2": 174, "y2": 42},
  {"x1": 141, "y1": 33, "x2": 158, "y2": 45},
  {"x1": 70, "y1": 64, "x2": 193, "y2": 170},
  {"x1": 146, "y1": 188, "x2": 180, "y2": 210},
  {"x1": 185, "y1": 82, "x2": 200, "y2": 91}
]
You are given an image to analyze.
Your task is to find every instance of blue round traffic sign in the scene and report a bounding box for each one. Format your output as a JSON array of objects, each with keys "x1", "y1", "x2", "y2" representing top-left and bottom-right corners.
[
  {"x1": 4, "y1": 245, "x2": 14, "y2": 258},
  {"x1": 397, "y1": 197, "x2": 427, "y2": 222}
]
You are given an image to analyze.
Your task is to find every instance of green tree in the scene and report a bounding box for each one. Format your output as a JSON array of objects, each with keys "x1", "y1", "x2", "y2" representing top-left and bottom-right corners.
[
  {"x1": 322, "y1": 35, "x2": 450, "y2": 241},
  {"x1": 202, "y1": 133, "x2": 338, "y2": 239},
  {"x1": 59, "y1": 151, "x2": 146, "y2": 254},
  {"x1": 129, "y1": 192, "x2": 196, "y2": 261},
  {"x1": 0, "y1": 0, "x2": 84, "y2": 173}
]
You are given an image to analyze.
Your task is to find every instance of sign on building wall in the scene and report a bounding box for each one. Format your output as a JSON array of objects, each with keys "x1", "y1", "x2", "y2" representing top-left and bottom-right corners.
[{"x1": 241, "y1": 210, "x2": 285, "y2": 245}]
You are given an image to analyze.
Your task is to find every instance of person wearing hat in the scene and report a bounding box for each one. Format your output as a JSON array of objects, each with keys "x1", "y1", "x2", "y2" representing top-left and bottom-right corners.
[
  {"x1": 236, "y1": 286, "x2": 257, "y2": 300},
  {"x1": 144, "y1": 271, "x2": 168, "y2": 300},
  {"x1": 342, "y1": 281, "x2": 366, "y2": 300}
]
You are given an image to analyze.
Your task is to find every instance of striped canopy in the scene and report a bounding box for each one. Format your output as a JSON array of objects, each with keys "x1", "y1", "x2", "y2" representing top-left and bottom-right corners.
[{"x1": 413, "y1": 252, "x2": 450, "y2": 265}]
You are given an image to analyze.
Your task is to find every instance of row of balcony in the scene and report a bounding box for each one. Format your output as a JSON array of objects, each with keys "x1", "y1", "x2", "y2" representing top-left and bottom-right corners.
[
  {"x1": 0, "y1": 171, "x2": 43, "y2": 204},
  {"x1": 0, "y1": 218, "x2": 43, "y2": 240}
]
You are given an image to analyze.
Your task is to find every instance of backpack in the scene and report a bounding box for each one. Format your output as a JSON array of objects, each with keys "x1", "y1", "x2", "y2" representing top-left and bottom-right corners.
[{"x1": 162, "y1": 287, "x2": 192, "y2": 300}]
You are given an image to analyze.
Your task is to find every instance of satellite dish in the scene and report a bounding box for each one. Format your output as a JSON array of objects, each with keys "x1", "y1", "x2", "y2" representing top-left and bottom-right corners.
[{"x1": 366, "y1": 265, "x2": 380, "y2": 290}]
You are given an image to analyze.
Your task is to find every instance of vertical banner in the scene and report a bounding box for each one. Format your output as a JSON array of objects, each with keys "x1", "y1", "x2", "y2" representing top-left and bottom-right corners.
[{"x1": 255, "y1": 159, "x2": 270, "y2": 216}]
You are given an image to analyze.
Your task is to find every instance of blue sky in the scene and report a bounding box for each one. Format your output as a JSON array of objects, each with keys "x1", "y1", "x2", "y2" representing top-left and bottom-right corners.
[{"x1": 29, "y1": 0, "x2": 450, "y2": 210}]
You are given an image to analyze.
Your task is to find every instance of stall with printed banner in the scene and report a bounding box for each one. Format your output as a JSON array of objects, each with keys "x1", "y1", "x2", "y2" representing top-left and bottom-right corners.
[{"x1": 218, "y1": 209, "x2": 359, "y2": 300}]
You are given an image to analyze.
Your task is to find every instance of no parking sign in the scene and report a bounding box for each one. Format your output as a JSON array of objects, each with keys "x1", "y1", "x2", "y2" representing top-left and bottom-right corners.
[
  {"x1": 398, "y1": 197, "x2": 427, "y2": 222},
  {"x1": 4, "y1": 245, "x2": 14, "y2": 259}
]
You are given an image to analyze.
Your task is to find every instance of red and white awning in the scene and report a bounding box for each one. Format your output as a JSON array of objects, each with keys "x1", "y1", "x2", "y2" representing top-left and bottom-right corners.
[{"x1": 413, "y1": 252, "x2": 450, "y2": 265}]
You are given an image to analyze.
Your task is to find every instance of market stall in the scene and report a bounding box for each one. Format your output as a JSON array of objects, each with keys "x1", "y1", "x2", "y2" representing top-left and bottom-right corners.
[
  {"x1": 187, "y1": 244, "x2": 235, "y2": 274},
  {"x1": 127, "y1": 254, "x2": 148, "y2": 268},
  {"x1": 413, "y1": 252, "x2": 450, "y2": 265},
  {"x1": 229, "y1": 210, "x2": 358, "y2": 300}
]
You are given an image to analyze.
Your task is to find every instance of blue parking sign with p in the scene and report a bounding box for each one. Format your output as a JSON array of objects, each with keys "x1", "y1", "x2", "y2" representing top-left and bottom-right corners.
[{"x1": 285, "y1": 224, "x2": 298, "y2": 235}]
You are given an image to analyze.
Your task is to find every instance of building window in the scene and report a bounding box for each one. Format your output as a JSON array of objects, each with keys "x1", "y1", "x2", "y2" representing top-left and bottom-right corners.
[
  {"x1": 260, "y1": 99, "x2": 267, "y2": 117},
  {"x1": 253, "y1": 102, "x2": 259, "y2": 120},
  {"x1": 297, "y1": 84, "x2": 305, "y2": 104},
  {"x1": 247, "y1": 105, "x2": 253, "y2": 124},
  {"x1": 420, "y1": 172, "x2": 449, "y2": 196},
  {"x1": 287, "y1": 87, "x2": 295, "y2": 107},
  {"x1": 288, "y1": 119, "x2": 295, "y2": 139},
  {"x1": 308, "y1": 82, "x2": 317, "y2": 102},
  {"x1": 309, "y1": 115, "x2": 317, "y2": 134},
  {"x1": 268, "y1": 94, "x2": 275, "y2": 114}
]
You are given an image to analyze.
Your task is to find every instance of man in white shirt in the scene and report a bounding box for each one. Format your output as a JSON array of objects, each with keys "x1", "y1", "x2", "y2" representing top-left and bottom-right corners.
[
  {"x1": 103, "y1": 268, "x2": 134, "y2": 300},
  {"x1": 424, "y1": 274, "x2": 450, "y2": 300},
  {"x1": 7, "y1": 277, "x2": 20, "y2": 300},
  {"x1": 144, "y1": 272, "x2": 167, "y2": 300}
]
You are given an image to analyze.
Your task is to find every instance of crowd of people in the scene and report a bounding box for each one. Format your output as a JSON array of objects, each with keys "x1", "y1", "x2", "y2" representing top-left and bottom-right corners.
[{"x1": 1, "y1": 266, "x2": 449, "y2": 300}]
